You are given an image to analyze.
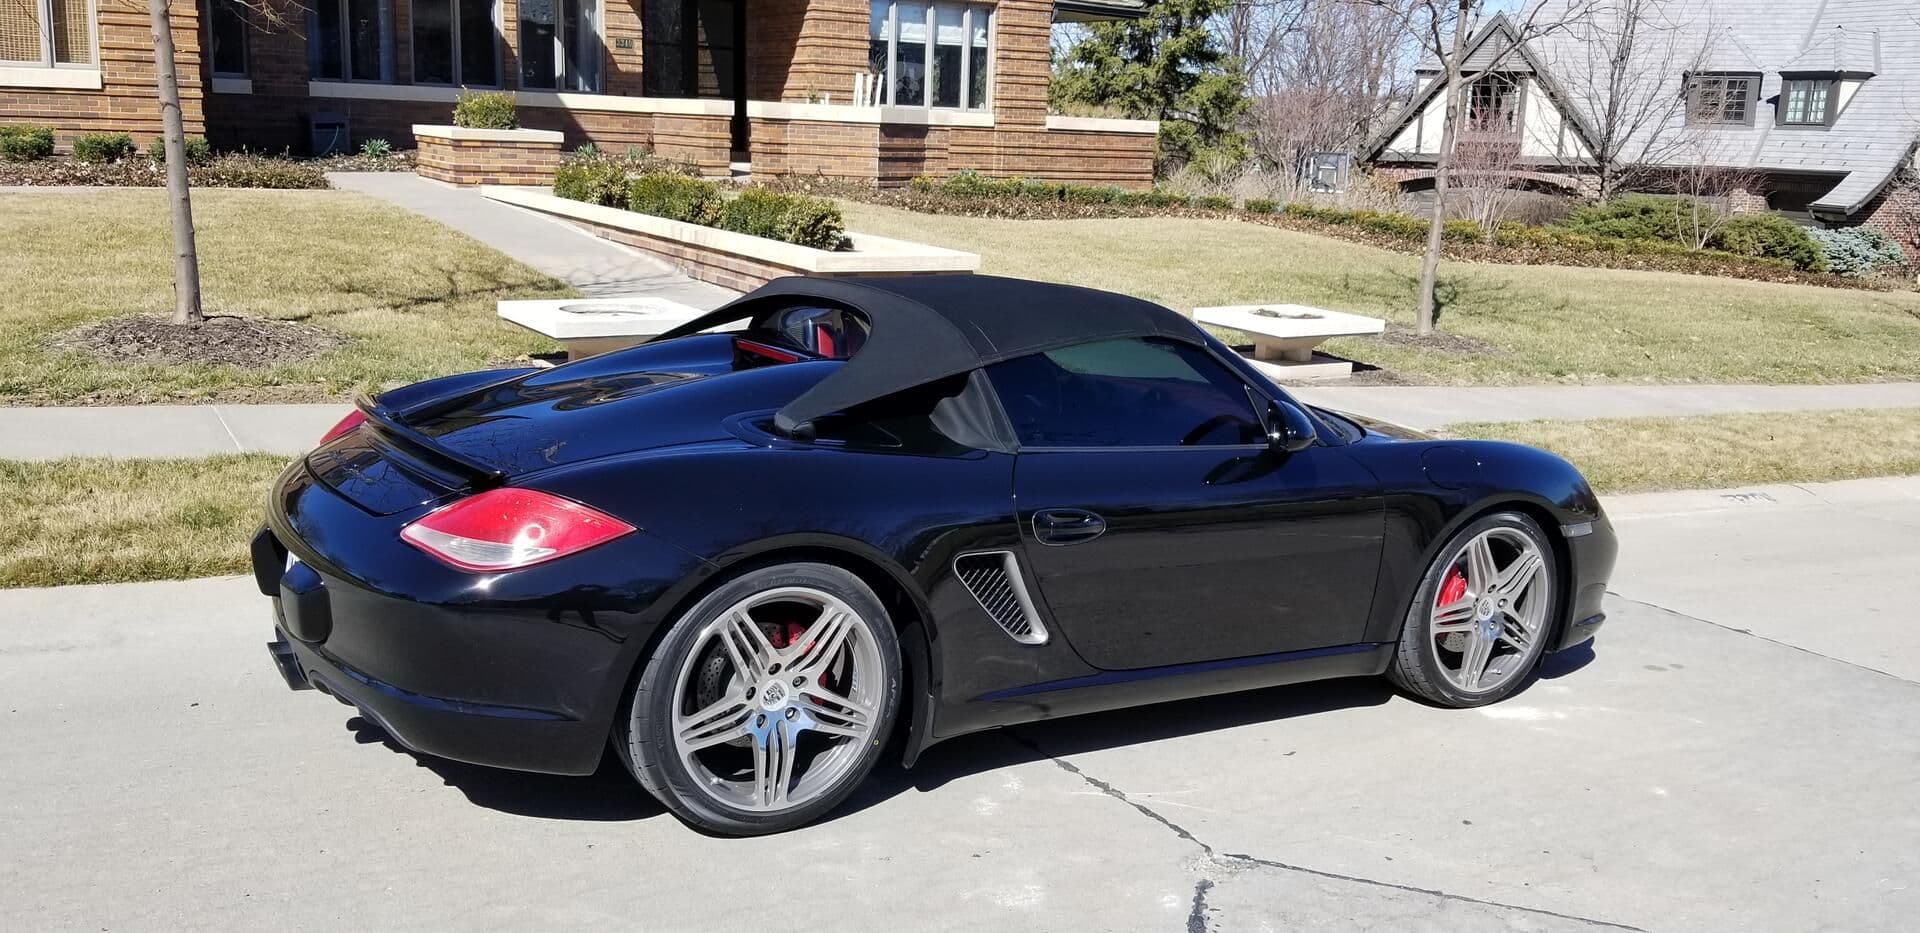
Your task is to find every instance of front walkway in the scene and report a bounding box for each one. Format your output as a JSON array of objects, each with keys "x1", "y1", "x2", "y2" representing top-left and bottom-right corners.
[
  {"x1": 7, "y1": 382, "x2": 1919, "y2": 460},
  {"x1": 325, "y1": 172, "x2": 736, "y2": 307}
]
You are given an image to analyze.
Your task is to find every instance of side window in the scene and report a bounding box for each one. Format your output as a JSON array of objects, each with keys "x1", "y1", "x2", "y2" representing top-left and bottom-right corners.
[{"x1": 986, "y1": 338, "x2": 1265, "y2": 448}]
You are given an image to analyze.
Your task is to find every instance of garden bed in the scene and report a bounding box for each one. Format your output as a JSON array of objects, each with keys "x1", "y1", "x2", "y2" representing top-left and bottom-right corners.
[
  {"x1": 485, "y1": 186, "x2": 978, "y2": 292},
  {"x1": 0, "y1": 153, "x2": 330, "y2": 189}
]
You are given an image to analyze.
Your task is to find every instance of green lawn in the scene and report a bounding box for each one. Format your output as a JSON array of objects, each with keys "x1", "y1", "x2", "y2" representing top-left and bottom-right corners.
[
  {"x1": 0, "y1": 455, "x2": 288, "y2": 588},
  {"x1": 0, "y1": 189, "x2": 568, "y2": 405},
  {"x1": 1450, "y1": 408, "x2": 1920, "y2": 493},
  {"x1": 840, "y1": 202, "x2": 1920, "y2": 385}
]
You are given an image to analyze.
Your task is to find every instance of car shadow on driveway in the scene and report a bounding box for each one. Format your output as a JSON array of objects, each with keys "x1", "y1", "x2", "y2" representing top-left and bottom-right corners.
[{"x1": 340, "y1": 645, "x2": 1598, "y2": 828}]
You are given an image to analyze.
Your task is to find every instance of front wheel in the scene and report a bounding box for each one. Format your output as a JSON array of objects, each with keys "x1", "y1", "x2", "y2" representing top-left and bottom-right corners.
[
  {"x1": 622, "y1": 562, "x2": 902, "y2": 836},
  {"x1": 1388, "y1": 512, "x2": 1558, "y2": 708}
]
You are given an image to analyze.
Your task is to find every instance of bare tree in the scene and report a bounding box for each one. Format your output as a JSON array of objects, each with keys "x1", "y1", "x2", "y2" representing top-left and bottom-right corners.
[
  {"x1": 1450, "y1": 124, "x2": 1529, "y2": 241},
  {"x1": 1239, "y1": 1, "x2": 1417, "y2": 181},
  {"x1": 1346, "y1": 0, "x2": 1592, "y2": 334},
  {"x1": 1542, "y1": 0, "x2": 1719, "y2": 202},
  {"x1": 1665, "y1": 131, "x2": 1759, "y2": 248},
  {"x1": 138, "y1": 0, "x2": 297, "y2": 325}
]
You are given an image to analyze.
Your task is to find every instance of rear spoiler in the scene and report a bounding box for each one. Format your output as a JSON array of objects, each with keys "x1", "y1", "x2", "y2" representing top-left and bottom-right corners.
[{"x1": 353, "y1": 393, "x2": 509, "y2": 489}]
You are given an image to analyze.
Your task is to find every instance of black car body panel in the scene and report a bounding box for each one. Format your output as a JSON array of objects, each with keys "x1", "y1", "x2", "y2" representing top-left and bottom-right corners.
[{"x1": 257, "y1": 275, "x2": 1618, "y2": 777}]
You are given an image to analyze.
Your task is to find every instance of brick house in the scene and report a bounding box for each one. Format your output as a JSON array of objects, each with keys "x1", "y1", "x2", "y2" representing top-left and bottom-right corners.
[
  {"x1": 0, "y1": 0, "x2": 1157, "y2": 186},
  {"x1": 1362, "y1": 3, "x2": 1920, "y2": 249}
]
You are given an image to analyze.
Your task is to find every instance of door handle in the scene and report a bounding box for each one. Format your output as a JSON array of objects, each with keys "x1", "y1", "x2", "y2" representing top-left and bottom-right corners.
[{"x1": 1033, "y1": 508, "x2": 1107, "y2": 546}]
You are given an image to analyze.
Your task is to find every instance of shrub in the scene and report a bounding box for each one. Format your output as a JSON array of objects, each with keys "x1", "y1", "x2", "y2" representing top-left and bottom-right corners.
[
  {"x1": 452, "y1": 90, "x2": 517, "y2": 129},
  {"x1": 1442, "y1": 219, "x2": 1483, "y2": 243},
  {"x1": 72, "y1": 132, "x2": 135, "y2": 163},
  {"x1": 718, "y1": 187, "x2": 848, "y2": 250},
  {"x1": 0, "y1": 124, "x2": 55, "y2": 162},
  {"x1": 146, "y1": 134, "x2": 212, "y2": 165},
  {"x1": 1064, "y1": 184, "x2": 1123, "y2": 205},
  {"x1": 627, "y1": 173, "x2": 723, "y2": 225},
  {"x1": 1194, "y1": 195, "x2": 1233, "y2": 210},
  {"x1": 1808, "y1": 227, "x2": 1908, "y2": 277},
  {"x1": 189, "y1": 153, "x2": 328, "y2": 189},
  {"x1": 359, "y1": 138, "x2": 393, "y2": 157},
  {"x1": 1244, "y1": 198, "x2": 1277, "y2": 214},
  {"x1": 1710, "y1": 214, "x2": 1827, "y2": 271},
  {"x1": 1559, "y1": 194, "x2": 1704, "y2": 243},
  {"x1": 554, "y1": 154, "x2": 632, "y2": 206}
]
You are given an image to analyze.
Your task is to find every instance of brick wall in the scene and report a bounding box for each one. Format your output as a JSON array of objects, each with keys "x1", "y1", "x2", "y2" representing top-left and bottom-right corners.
[
  {"x1": 0, "y1": 0, "x2": 204, "y2": 145},
  {"x1": 415, "y1": 132, "x2": 563, "y2": 186},
  {"x1": 1855, "y1": 182, "x2": 1920, "y2": 261}
]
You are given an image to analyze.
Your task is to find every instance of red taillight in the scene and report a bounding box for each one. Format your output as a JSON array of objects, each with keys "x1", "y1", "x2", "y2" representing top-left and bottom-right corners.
[
  {"x1": 320, "y1": 409, "x2": 368, "y2": 445},
  {"x1": 400, "y1": 488, "x2": 635, "y2": 572}
]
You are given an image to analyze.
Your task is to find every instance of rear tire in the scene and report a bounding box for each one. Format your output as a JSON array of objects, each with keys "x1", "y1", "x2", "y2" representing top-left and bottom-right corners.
[
  {"x1": 1388, "y1": 511, "x2": 1557, "y2": 708},
  {"x1": 621, "y1": 562, "x2": 901, "y2": 836}
]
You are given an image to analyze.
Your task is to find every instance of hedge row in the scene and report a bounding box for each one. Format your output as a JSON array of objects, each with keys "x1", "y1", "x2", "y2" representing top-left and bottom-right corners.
[
  {"x1": 795, "y1": 172, "x2": 1901, "y2": 290},
  {"x1": 557, "y1": 168, "x2": 849, "y2": 251},
  {"x1": 0, "y1": 152, "x2": 328, "y2": 188}
]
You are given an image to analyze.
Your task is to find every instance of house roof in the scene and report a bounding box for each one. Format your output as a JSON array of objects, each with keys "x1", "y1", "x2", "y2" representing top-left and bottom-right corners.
[
  {"x1": 1374, "y1": 0, "x2": 1920, "y2": 218},
  {"x1": 656, "y1": 275, "x2": 1204, "y2": 434},
  {"x1": 1053, "y1": 0, "x2": 1148, "y2": 22}
]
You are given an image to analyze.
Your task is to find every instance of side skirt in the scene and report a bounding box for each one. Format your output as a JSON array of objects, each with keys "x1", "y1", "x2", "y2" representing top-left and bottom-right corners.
[{"x1": 915, "y1": 642, "x2": 1393, "y2": 756}]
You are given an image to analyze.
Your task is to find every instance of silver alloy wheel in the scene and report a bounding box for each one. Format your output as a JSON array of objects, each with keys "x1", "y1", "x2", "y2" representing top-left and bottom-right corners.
[
  {"x1": 1429, "y1": 527, "x2": 1552, "y2": 694},
  {"x1": 669, "y1": 586, "x2": 883, "y2": 812}
]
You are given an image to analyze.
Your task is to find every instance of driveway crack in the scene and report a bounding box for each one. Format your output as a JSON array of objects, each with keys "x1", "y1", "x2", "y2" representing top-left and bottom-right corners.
[
  {"x1": 1007, "y1": 729, "x2": 1648, "y2": 933},
  {"x1": 1607, "y1": 591, "x2": 1918, "y2": 687}
]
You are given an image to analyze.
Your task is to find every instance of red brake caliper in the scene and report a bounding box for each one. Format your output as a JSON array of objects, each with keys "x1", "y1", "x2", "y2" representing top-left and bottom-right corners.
[{"x1": 1438, "y1": 567, "x2": 1469, "y2": 609}]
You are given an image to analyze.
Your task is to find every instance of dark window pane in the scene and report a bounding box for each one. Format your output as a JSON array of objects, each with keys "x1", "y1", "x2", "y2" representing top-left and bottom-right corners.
[
  {"x1": 210, "y1": 0, "x2": 248, "y2": 74},
  {"x1": 931, "y1": 4, "x2": 960, "y2": 107},
  {"x1": 520, "y1": 0, "x2": 558, "y2": 87},
  {"x1": 968, "y1": 46, "x2": 987, "y2": 108},
  {"x1": 642, "y1": 0, "x2": 685, "y2": 95},
  {"x1": 347, "y1": 0, "x2": 382, "y2": 80},
  {"x1": 986, "y1": 338, "x2": 1264, "y2": 448},
  {"x1": 893, "y1": 0, "x2": 925, "y2": 106},
  {"x1": 413, "y1": 0, "x2": 453, "y2": 83},
  {"x1": 312, "y1": 0, "x2": 344, "y2": 79},
  {"x1": 459, "y1": 0, "x2": 496, "y2": 85},
  {"x1": 868, "y1": 0, "x2": 888, "y2": 103},
  {"x1": 52, "y1": 0, "x2": 91, "y2": 64}
]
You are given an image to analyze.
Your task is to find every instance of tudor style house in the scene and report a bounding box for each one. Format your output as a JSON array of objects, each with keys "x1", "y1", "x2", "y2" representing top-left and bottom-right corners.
[
  {"x1": 1363, "y1": 2, "x2": 1920, "y2": 245},
  {"x1": 0, "y1": 0, "x2": 1157, "y2": 186}
]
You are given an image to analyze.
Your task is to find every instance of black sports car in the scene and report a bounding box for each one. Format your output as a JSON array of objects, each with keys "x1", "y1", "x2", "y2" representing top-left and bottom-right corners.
[{"x1": 256, "y1": 274, "x2": 1616, "y2": 835}]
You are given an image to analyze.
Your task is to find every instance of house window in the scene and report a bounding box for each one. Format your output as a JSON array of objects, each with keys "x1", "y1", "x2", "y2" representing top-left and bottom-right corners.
[
  {"x1": 1, "y1": 0, "x2": 93, "y2": 66},
  {"x1": 1780, "y1": 78, "x2": 1833, "y2": 126},
  {"x1": 208, "y1": 0, "x2": 247, "y2": 76},
  {"x1": 1467, "y1": 73, "x2": 1520, "y2": 133},
  {"x1": 868, "y1": 0, "x2": 990, "y2": 109},
  {"x1": 414, "y1": 0, "x2": 496, "y2": 86},
  {"x1": 311, "y1": 0, "x2": 390, "y2": 81},
  {"x1": 519, "y1": 0, "x2": 598, "y2": 91},
  {"x1": 1685, "y1": 73, "x2": 1756, "y2": 125}
]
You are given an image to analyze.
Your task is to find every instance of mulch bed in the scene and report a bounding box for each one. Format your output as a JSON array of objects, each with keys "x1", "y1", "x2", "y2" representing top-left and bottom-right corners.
[
  {"x1": 1374, "y1": 324, "x2": 1500, "y2": 355},
  {"x1": 55, "y1": 314, "x2": 349, "y2": 368}
]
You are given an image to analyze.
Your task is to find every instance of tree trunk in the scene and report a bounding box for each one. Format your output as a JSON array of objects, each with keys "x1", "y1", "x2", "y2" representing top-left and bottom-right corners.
[
  {"x1": 148, "y1": 0, "x2": 203, "y2": 325},
  {"x1": 1415, "y1": 0, "x2": 1473, "y2": 336}
]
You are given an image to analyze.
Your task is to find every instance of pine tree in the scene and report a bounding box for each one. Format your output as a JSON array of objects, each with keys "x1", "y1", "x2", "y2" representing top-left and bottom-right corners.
[{"x1": 1051, "y1": 0, "x2": 1250, "y2": 173}]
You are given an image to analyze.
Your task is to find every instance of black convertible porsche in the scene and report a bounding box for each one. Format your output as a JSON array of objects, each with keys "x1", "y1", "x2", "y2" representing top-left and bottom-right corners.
[{"x1": 256, "y1": 274, "x2": 1616, "y2": 835}]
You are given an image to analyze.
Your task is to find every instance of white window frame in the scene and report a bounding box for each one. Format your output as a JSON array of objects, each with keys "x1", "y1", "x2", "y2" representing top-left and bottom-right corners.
[
  {"x1": 3, "y1": 0, "x2": 98, "y2": 68},
  {"x1": 412, "y1": 0, "x2": 500, "y2": 87},
  {"x1": 871, "y1": 0, "x2": 991, "y2": 110}
]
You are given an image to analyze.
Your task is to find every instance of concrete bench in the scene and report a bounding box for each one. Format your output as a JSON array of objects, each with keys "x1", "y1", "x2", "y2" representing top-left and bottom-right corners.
[
  {"x1": 497, "y1": 296, "x2": 707, "y2": 362},
  {"x1": 1193, "y1": 303, "x2": 1385, "y2": 381}
]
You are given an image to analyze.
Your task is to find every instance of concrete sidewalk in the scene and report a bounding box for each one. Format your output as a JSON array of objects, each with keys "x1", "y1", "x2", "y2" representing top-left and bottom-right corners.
[
  {"x1": 6, "y1": 382, "x2": 1920, "y2": 460},
  {"x1": 326, "y1": 172, "x2": 736, "y2": 307}
]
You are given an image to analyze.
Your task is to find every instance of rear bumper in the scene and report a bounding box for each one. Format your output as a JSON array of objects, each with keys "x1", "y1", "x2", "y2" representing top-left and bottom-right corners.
[{"x1": 270, "y1": 616, "x2": 611, "y2": 775}]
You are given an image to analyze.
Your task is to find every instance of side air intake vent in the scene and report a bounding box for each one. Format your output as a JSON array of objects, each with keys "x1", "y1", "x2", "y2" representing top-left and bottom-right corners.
[{"x1": 953, "y1": 551, "x2": 1049, "y2": 645}]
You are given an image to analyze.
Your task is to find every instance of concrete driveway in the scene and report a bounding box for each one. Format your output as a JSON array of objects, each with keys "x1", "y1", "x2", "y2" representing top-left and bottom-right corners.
[{"x1": 3, "y1": 477, "x2": 1918, "y2": 932}]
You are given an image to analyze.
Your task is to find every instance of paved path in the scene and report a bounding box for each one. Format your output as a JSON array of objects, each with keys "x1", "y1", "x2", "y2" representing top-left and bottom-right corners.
[
  {"x1": 6, "y1": 382, "x2": 1920, "y2": 460},
  {"x1": 325, "y1": 172, "x2": 736, "y2": 307},
  {"x1": 3, "y1": 477, "x2": 1918, "y2": 931}
]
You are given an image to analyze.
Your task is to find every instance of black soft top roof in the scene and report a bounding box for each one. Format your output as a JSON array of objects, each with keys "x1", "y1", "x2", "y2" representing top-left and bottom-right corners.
[{"x1": 655, "y1": 275, "x2": 1208, "y2": 434}]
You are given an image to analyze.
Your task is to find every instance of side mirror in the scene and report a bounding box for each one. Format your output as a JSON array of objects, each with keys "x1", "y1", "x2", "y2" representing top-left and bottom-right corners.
[{"x1": 1266, "y1": 401, "x2": 1317, "y2": 454}]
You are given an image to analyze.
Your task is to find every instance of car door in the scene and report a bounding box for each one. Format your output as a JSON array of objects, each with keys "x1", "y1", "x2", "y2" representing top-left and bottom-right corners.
[{"x1": 986, "y1": 337, "x2": 1385, "y2": 671}]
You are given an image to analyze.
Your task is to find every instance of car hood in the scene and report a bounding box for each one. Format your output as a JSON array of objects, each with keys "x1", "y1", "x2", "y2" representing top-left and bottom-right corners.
[{"x1": 1315, "y1": 406, "x2": 1434, "y2": 442}]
